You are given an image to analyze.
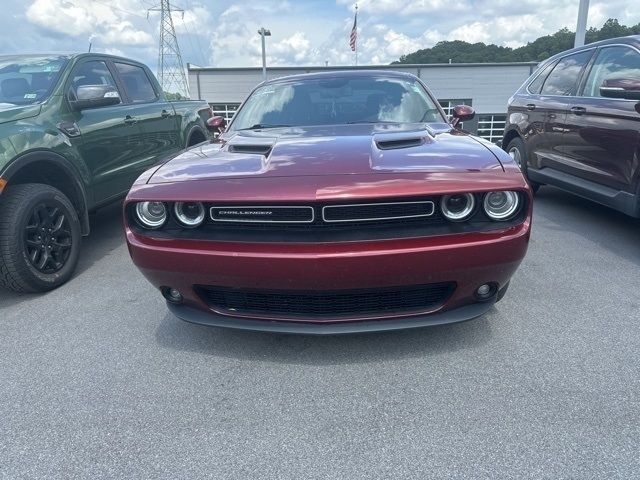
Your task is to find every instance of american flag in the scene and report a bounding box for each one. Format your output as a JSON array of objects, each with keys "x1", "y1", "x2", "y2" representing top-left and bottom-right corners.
[{"x1": 349, "y1": 8, "x2": 357, "y2": 52}]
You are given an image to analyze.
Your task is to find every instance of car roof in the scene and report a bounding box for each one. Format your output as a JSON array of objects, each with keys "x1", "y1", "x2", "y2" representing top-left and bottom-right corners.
[
  {"x1": 262, "y1": 69, "x2": 418, "y2": 86},
  {"x1": 0, "y1": 53, "x2": 146, "y2": 64},
  {"x1": 544, "y1": 34, "x2": 640, "y2": 64},
  {"x1": 0, "y1": 53, "x2": 74, "y2": 60}
]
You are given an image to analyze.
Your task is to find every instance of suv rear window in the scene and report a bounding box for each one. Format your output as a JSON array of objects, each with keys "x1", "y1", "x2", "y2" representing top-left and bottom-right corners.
[
  {"x1": 527, "y1": 61, "x2": 556, "y2": 94},
  {"x1": 541, "y1": 50, "x2": 593, "y2": 96}
]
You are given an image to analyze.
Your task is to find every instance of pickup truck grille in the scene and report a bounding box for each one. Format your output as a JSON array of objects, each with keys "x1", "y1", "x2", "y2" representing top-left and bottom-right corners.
[{"x1": 196, "y1": 282, "x2": 456, "y2": 319}]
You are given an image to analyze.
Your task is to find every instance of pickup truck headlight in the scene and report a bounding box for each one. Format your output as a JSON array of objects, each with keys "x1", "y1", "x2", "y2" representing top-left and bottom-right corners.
[
  {"x1": 440, "y1": 193, "x2": 475, "y2": 221},
  {"x1": 174, "y1": 202, "x2": 205, "y2": 227},
  {"x1": 483, "y1": 191, "x2": 520, "y2": 220},
  {"x1": 135, "y1": 201, "x2": 167, "y2": 228}
]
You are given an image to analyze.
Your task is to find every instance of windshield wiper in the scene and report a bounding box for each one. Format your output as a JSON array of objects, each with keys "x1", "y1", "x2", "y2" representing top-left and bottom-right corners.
[{"x1": 238, "y1": 123, "x2": 292, "y2": 130}]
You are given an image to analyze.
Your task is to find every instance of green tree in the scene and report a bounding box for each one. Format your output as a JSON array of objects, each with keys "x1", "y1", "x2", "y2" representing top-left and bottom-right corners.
[
  {"x1": 164, "y1": 91, "x2": 188, "y2": 100},
  {"x1": 393, "y1": 19, "x2": 640, "y2": 64}
]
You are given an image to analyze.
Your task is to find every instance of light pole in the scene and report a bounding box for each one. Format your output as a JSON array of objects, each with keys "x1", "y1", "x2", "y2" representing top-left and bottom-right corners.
[
  {"x1": 575, "y1": 0, "x2": 590, "y2": 47},
  {"x1": 258, "y1": 27, "x2": 271, "y2": 81}
]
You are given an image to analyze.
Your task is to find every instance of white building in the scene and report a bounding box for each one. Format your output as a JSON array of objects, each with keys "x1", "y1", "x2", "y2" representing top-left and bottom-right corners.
[{"x1": 187, "y1": 62, "x2": 538, "y2": 144}]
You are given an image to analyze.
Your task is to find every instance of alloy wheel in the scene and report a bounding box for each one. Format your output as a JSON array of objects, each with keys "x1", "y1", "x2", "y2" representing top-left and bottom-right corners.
[
  {"x1": 508, "y1": 146, "x2": 522, "y2": 168},
  {"x1": 23, "y1": 202, "x2": 73, "y2": 273}
]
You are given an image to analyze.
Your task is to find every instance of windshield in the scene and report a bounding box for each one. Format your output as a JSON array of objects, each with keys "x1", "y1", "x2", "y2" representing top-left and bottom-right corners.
[
  {"x1": 0, "y1": 56, "x2": 68, "y2": 106},
  {"x1": 230, "y1": 76, "x2": 444, "y2": 130}
]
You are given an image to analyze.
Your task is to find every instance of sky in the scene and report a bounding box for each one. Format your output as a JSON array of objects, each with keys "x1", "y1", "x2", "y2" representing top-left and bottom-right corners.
[{"x1": 1, "y1": 0, "x2": 639, "y2": 72}]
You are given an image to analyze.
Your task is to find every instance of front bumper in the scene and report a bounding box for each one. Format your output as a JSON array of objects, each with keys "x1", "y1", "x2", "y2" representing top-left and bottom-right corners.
[
  {"x1": 166, "y1": 298, "x2": 496, "y2": 334},
  {"x1": 127, "y1": 219, "x2": 530, "y2": 331}
]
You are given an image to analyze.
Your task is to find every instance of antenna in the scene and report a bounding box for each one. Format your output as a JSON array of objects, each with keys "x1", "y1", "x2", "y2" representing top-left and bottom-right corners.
[{"x1": 148, "y1": 0, "x2": 189, "y2": 98}]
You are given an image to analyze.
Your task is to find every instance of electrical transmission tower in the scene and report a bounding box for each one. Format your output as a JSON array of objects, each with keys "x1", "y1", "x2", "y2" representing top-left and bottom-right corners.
[{"x1": 148, "y1": 0, "x2": 189, "y2": 98}]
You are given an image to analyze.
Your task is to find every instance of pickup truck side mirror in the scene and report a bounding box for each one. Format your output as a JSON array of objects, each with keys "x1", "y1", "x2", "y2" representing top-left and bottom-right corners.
[
  {"x1": 69, "y1": 85, "x2": 121, "y2": 111},
  {"x1": 600, "y1": 78, "x2": 640, "y2": 100},
  {"x1": 207, "y1": 115, "x2": 227, "y2": 134},
  {"x1": 450, "y1": 104, "x2": 475, "y2": 128}
]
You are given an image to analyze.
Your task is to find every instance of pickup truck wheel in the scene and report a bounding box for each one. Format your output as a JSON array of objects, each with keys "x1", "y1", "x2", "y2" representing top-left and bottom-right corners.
[
  {"x1": 506, "y1": 137, "x2": 541, "y2": 193},
  {"x1": 0, "y1": 184, "x2": 81, "y2": 292}
]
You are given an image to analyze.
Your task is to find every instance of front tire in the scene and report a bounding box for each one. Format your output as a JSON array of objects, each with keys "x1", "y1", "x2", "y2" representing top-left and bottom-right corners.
[
  {"x1": 0, "y1": 184, "x2": 81, "y2": 292},
  {"x1": 506, "y1": 137, "x2": 541, "y2": 193}
]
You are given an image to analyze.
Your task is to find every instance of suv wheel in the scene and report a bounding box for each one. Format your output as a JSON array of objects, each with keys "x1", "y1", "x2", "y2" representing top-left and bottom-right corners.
[
  {"x1": 506, "y1": 137, "x2": 541, "y2": 193},
  {"x1": 0, "y1": 184, "x2": 81, "y2": 292}
]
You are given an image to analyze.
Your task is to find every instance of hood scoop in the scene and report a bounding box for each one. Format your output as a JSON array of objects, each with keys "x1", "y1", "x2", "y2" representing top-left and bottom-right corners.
[
  {"x1": 228, "y1": 144, "x2": 273, "y2": 156},
  {"x1": 373, "y1": 130, "x2": 433, "y2": 151},
  {"x1": 226, "y1": 136, "x2": 276, "y2": 156},
  {"x1": 375, "y1": 137, "x2": 425, "y2": 150}
]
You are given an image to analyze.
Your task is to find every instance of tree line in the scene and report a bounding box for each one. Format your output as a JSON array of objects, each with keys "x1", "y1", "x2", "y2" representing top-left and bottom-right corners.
[{"x1": 393, "y1": 19, "x2": 640, "y2": 64}]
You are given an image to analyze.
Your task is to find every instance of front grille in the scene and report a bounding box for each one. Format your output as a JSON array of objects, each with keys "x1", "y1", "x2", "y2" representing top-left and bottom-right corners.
[
  {"x1": 210, "y1": 206, "x2": 314, "y2": 223},
  {"x1": 323, "y1": 201, "x2": 434, "y2": 222},
  {"x1": 206, "y1": 198, "x2": 444, "y2": 232},
  {"x1": 196, "y1": 282, "x2": 456, "y2": 319}
]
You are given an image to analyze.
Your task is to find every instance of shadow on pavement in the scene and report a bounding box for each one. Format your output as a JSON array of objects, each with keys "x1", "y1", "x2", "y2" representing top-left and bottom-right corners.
[
  {"x1": 0, "y1": 201, "x2": 125, "y2": 308},
  {"x1": 154, "y1": 308, "x2": 496, "y2": 365},
  {"x1": 75, "y1": 201, "x2": 126, "y2": 276},
  {"x1": 533, "y1": 186, "x2": 640, "y2": 266}
]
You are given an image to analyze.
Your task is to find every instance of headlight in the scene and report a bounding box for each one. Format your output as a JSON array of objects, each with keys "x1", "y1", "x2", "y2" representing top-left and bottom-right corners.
[
  {"x1": 483, "y1": 191, "x2": 520, "y2": 220},
  {"x1": 174, "y1": 202, "x2": 205, "y2": 227},
  {"x1": 135, "y1": 201, "x2": 167, "y2": 228},
  {"x1": 440, "y1": 193, "x2": 475, "y2": 221}
]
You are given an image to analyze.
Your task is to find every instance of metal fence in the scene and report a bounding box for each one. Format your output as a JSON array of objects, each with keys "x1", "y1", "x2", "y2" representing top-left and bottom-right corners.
[
  {"x1": 477, "y1": 114, "x2": 507, "y2": 144},
  {"x1": 210, "y1": 103, "x2": 240, "y2": 122}
]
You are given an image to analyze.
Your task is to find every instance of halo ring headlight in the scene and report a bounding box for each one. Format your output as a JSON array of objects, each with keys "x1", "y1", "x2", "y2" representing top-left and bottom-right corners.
[
  {"x1": 483, "y1": 191, "x2": 520, "y2": 220},
  {"x1": 174, "y1": 201, "x2": 205, "y2": 228},
  {"x1": 135, "y1": 201, "x2": 167, "y2": 229},
  {"x1": 440, "y1": 193, "x2": 475, "y2": 222}
]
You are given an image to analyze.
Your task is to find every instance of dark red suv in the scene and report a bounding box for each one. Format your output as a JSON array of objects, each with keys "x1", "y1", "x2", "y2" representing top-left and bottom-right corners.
[{"x1": 502, "y1": 35, "x2": 640, "y2": 217}]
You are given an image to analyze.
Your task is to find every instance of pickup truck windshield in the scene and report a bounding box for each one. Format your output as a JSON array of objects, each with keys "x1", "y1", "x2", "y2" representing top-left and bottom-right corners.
[
  {"x1": 0, "y1": 56, "x2": 68, "y2": 106},
  {"x1": 230, "y1": 76, "x2": 444, "y2": 130}
]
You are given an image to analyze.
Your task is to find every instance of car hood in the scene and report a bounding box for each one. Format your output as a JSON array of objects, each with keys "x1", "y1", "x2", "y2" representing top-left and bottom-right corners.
[
  {"x1": 148, "y1": 123, "x2": 504, "y2": 184},
  {"x1": 0, "y1": 103, "x2": 42, "y2": 125}
]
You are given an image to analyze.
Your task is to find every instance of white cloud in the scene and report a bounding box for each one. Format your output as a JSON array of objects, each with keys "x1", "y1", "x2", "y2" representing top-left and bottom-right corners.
[
  {"x1": 270, "y1": 32, "x2": 312, "y2": 64},
  {"x1": 25, "y1": 0, "x2": 153, "y2": 47},
  {"x1": 14, "y1": 0, "x2": 640, "y2": 69},
  {"x1": 99, "y1": 21, "x2": 154, "y2": 46}
]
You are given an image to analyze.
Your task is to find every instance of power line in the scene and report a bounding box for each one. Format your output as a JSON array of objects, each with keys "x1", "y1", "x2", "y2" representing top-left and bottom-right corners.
[
  {"x1": 183, "y1": 0, "x2": 208, "y2": 66},
  {"x1": 88, "y1": 0, "x2": 148, "y2": 18}
]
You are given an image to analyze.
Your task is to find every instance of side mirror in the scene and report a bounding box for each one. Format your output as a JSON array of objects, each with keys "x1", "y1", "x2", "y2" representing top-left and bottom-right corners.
[
  {"x1": 69, "y1": 85, "x2": 121, "y2": 111},
  {"x1": 450, "y1": 105, "x2": 475, "y2": 128},
  {"x1": 207, "y1": 115, "x2": 227, "y2": 134},
  {"x1": 600, "y1": 78, "x2": 640, "y2": 100}
]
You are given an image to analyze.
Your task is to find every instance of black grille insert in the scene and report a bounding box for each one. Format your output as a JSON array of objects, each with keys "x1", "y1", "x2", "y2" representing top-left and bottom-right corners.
[
  {"x1": 196, "y1": 282, "x2": 456, "y2": 319},
  {"x1": 210, "y1": 206, "x2": 314, "y2": 223},
  {"x1": 323, "y1": 201, "x2": 434, "y2": 222}
]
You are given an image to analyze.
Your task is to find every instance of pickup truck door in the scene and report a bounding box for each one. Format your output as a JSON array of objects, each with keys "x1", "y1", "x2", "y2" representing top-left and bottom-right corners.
[
  {"x1": 67, "y1": 59, "x2": 147, "y2": 205},
  {"x1": 112, "y1": 61, "x2": 182, "y2": 166}
]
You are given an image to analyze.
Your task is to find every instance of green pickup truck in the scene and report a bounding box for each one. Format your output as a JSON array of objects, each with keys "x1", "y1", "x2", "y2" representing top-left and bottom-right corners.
[{"x1": 0, "y1": 53, "x2": 212, "y2": 292}]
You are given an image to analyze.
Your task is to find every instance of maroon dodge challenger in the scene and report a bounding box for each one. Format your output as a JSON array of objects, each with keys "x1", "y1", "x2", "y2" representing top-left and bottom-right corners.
[{"x1": 124, "y1": 71, "x2": 532, "y2": 334}]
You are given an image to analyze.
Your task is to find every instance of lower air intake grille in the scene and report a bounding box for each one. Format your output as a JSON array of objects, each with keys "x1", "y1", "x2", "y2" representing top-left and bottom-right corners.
[{"x1": 196, "y1": 282, "x2": 456, "y2": 319}]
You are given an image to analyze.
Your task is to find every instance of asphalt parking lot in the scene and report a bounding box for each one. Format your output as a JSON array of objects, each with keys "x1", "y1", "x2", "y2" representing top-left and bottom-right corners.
[{"x1": 1, "y1": 187, "x2": 639, "y2": 479}]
